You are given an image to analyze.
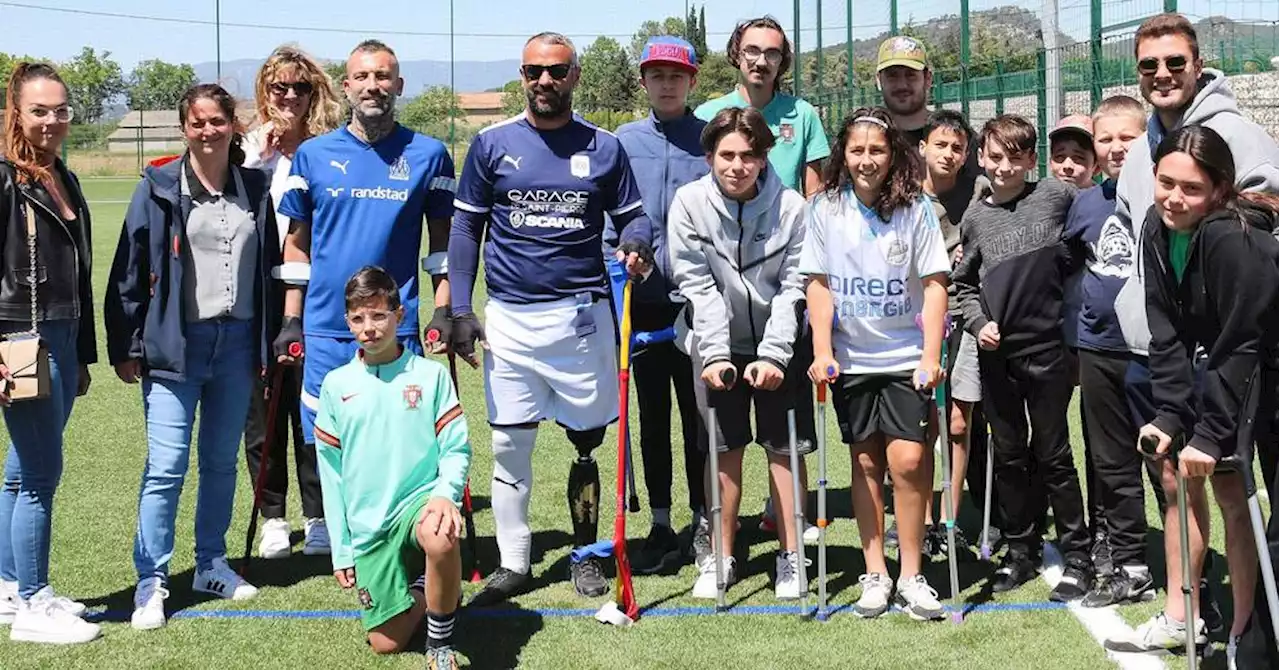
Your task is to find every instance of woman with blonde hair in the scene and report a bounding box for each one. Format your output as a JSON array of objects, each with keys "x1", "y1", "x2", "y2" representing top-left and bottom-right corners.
[{"x1": 241, "y1": 45, "x2": 343, "y2": 560}]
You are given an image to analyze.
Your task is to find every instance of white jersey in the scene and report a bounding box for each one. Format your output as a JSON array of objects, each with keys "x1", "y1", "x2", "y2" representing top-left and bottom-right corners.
[
  {"x1": 799, "y1": 191, "x2": 950, "y2": 374},
  {"x1": 241, "y1": 124, "x2": 292, "y2": 251}
]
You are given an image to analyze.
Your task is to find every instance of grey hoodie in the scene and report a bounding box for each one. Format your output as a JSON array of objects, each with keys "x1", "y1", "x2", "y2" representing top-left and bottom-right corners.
[
  {"x1": 1114, "y1": 69, "x2": 1280, "y2": 355},
  {"x1": 667, "y1": 167, "x2": 808, "y2": 369}
]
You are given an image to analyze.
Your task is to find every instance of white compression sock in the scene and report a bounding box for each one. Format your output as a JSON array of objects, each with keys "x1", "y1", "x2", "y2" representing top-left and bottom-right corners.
[{"x1": 492, "y1": 425, "x2": 538, "y2": 574}]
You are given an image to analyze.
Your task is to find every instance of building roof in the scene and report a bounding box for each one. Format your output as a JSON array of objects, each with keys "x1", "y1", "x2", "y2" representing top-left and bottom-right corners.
[{"x1": 458, "y1": 92, "x2": 504, "y2": 110}]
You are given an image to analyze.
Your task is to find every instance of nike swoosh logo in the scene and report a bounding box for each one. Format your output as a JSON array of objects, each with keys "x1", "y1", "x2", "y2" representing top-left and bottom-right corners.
[
  {"x1": 493, "y1": 476, "x2": 525, "y2": 490},
  {"x1": 341, "y1": 393, "x2": 360, "y2": 403}
]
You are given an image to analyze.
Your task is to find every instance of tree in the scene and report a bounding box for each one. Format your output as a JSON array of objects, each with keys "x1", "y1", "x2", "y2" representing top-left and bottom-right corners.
[
  {"x1": 498, "y1": 79, "x2": 525, "y2": 116},
  {"x1": 59, "y1": 47, "x2": 125, "y2": 124},
  {"x1": 0, "y1": 52, "x2": 46, "y2": 102},
  {"x1": 127, "y1": 59, "x2": 196, "y2": 111},
  {"x1": 688, "y1": 51, "x2": 737, "y2": 108},
  {"x1": 698, "y1": 6, "x2": 709, "y2": 57},
  {"x1": 578, "y1": 37, "x2": 638, "y2": 114},
  {"x1": 629, "y1": 17, "x2": 687, "y2": 64},
  {"x1": 324, "y1": 61, "x2": 346, "y2": 90},
  {"x1": 401, "y1": 85, "x2": 463, "y2": 132}
]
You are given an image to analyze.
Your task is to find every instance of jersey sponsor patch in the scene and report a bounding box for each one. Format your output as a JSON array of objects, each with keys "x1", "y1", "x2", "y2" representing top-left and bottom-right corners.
[
  {"x1": 403, "y1": 384, "x2": 423, "y2": 410},
  {"x1": 570, "y1": 154, "x2": 590, "y2": 178}
]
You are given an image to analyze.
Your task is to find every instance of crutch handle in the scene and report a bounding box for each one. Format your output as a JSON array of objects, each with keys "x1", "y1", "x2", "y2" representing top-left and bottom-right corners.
[
  {"x1": 288, "y1": 341, "x2": 303, "y2": 358},
  {"x1": 719, "y1": 367, "x2": 737, "y2": 389},
  {"x1": 1139, "y1": 435, "x2": 1159, "y2": 457}
]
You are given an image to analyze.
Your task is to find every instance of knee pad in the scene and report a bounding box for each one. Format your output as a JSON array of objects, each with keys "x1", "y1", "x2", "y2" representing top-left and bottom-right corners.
[
  {"x1": 567, "y1": 457, "x2": 601, "y2": 545},
  {"x1": 566, "y1": 426, "x2": 606, "y2": 459}
]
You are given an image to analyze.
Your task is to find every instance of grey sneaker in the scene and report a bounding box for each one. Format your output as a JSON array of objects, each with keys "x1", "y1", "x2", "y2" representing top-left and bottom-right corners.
[
  {"x1": 895, "y1": 574, "x2": 945, "y2": 621},
  {"x1": 854, "y1": 573, "x2": 893, "y2": 618},
  {"x1": 1103, "y1": 611, "x2": 1206, "y2": 653},
  {"x1": 691, "y1": 517, "x2": 712, "y2": 563}
]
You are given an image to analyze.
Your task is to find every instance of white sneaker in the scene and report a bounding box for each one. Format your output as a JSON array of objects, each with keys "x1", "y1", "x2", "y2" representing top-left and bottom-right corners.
[
  {"x1": 0, "y1": 580, "x2": 17, "y2": 625},
  {"x1": 131, "y1": 577, "x2": 169, "y2": 630},
  {"x1": 759, "y1": 498, "x2": 823, "y2": 542},
  {"x1": 854, "y1": 573, "x2": 893, "y2": 618},
  {"x1": 303, "y1": 518, "x2": 330, "y2": 556},
  {"x1": 692, "y1": 555, "x2": 736, "y2": 600},
  {"x1": 1104, "y1": 611, "x2": 1207, "y2": 653},
  {"x1": 9, "y1": 587, "x2": 100, "y2": 644},
  {"x1": 193, "y1": 557, "x2": 259, "y2": 601},
  {"x1": 258, "y1": 518, "x2": 291, "y2": 559},
  {"x1": 774, "y1": 550, "x2": 813, "y2": 600},
  {"x1": 895, "y1": 574, "x2": 945, "y2": 621},
  {"x1": 1226, "y1": 634, "x2": 1240, "y2": 670},
  {"x1": 802, "y1": 524, "x2": 821, "y2": 544}
]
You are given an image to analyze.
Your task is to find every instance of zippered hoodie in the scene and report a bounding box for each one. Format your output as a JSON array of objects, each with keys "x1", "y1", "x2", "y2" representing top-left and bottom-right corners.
[
  {"x1": 610, "y1": 109, "x2": 709, "y2": 306},
  {"x1": 1144, "y1": 200, "x2": 1278, "y2": 461},
  {"x1": 1114, "y1": 69, "x2": 1280, "y2": 355},
  {"x1": 104, "y1": 156, "x2": 283, "y2": 382},
  {"x1": 667, "y1": 167, "x2": 808, "y2": 370}
]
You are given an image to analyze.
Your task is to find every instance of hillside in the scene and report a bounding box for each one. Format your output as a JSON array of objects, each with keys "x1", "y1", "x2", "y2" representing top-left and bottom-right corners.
[{"x1": 190, "y1": 57, "x2": 522, "y2": 100}]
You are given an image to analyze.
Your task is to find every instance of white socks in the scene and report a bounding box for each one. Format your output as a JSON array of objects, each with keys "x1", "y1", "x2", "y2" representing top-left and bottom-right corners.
[{"x1": 492, "y1": 425, "x2": 538, "y2": 574}]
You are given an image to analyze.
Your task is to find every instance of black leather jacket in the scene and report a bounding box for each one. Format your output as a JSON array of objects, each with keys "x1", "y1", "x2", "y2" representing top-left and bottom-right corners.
[{"x1": 0, "y1": 159, "x2": 97, "y2": 365}]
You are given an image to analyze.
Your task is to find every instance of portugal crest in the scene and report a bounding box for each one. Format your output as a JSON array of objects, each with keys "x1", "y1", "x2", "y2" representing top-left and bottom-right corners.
[{"x1": 403, "y1": 384, "x2": 423, "y2": 410}]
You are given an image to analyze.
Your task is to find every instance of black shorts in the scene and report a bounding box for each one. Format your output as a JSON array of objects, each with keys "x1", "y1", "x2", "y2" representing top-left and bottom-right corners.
[
  {"x1": 833, "y1": 372, "x2": 931, "y2": 444},
  {"x1": 701, "y1": 354, "x2": 817, "y2": 458}
]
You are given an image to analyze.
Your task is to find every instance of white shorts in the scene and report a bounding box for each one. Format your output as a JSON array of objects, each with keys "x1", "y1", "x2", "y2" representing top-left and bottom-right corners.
[
  {"x1": 483, "y1": 296, "x2": 619, "y2": 430},
  {"x1": 950, "y1": 331, "x2": 982, "y2": 403}
]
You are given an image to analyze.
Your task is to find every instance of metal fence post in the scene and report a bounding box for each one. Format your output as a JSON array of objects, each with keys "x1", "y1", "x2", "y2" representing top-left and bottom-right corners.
[
  {"x1": 891, "y1": 0, "x2": 899, "y2": 36},
  {"x1": 816, "y1": 0, "x2": 824, "y2": 96},
  {"x1": 845, "y1": 0, "x2": 854, "y2": 91},
  {"x1": 995, "y1": 61, "x2": 1005, "y2": 116},
  {"x1": 1037, "y1": 49, "x2": 1048, "y2": 178},
  {"x1": 793, "y1": 0, "x2": 802, "y2": 98},
  {"x1": 960, "y1": 0, "x2": 970, "y2": 118},
  {"x1": 1090, "y1": 0, "x2": 1103, "y2": 109}
]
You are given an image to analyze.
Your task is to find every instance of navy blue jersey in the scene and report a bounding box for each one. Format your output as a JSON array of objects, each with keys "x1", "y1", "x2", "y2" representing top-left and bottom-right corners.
[
  {"x1": 1063, "y1": 180, "x2": 1131, "y2": 352},
  {"x1": 279, "y1": 125, "x2": 455, "y2": 338},
  {"x1": 453, "y1": 114, "x2": 644, "y2": 305}
]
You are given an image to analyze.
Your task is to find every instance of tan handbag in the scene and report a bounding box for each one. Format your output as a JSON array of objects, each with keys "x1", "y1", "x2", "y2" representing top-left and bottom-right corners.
[{"x1": 0, "y1": 203, "x2": 51, "y2": 401}]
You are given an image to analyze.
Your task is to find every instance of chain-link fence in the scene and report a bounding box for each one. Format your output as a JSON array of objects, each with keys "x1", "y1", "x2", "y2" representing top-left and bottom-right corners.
[{"x1": 794, "y1": 0, "x2": 1279, "y2": 176}]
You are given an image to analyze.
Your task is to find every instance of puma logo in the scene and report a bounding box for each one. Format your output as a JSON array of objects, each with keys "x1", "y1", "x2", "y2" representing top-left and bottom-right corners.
[
  {"x1": 330, "y1": 159, "x2": 350, "y2": 175},
  {"x1": 501, "y1": 155, "x2": 523, "y2": 170}
]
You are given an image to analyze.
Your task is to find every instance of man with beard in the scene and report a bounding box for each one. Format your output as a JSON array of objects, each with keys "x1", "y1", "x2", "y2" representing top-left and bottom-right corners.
[
  {"x1": 274, "y1": 40, "x2": 457, "y2": 493},
  {"x1": 448, "y1": 32, "x2": 655, "y2": 605},
  {"x1": 874, "y1": 36, "x2": 997, "y2": 557},
  {"x1": 695, "y1": 15, "x2": 829, "y2": 196}
]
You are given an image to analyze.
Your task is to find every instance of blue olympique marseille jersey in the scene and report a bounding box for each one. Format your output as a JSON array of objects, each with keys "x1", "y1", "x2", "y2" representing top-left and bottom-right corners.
[
  {"x1": 453, "y1": 114, "x2": 644, "y2": 304},
  {"x1": 279, "y1": 125, "x2": 455, "y2": 338}
]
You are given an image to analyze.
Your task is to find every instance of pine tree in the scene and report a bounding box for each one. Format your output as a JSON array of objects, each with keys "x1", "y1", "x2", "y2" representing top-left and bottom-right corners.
[{"x1": 697, "y1": 6, "x2": 709, "y2": 58}]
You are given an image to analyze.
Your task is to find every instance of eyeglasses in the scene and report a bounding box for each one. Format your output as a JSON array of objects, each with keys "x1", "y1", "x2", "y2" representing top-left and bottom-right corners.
[
  {"x1": 26, "y1": 106, "x2": 73, "y2": 123},
  {"x1": 741, "y1": 46, "x2": 784, "y2": 65},
  {"x1": 1137, "y1": 55, "x2": 1188, "y2": 76},
  {"x1": 345, "y1": 310, "x2": 393, "y2": 328},
  {"x1": 269, "y1": 81, "x2": 314, "y2": 97},
  {"x1": 521, "y1": 63, "x2": 572, "y2": 81}
]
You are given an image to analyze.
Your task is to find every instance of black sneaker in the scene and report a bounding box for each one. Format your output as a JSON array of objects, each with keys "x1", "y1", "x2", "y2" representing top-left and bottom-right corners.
[
  {"x1": 922, "y1": 524, "x2": 944, "y2": 558},
  {"x1": 990, "y1": 552, "x2": 1038, "y2": 593},
  {"x1": 1200, "y1": 577, "x2": 1224, "y2": 634},
  {"x1": 934, "y1": 525, "x2": 974, "y2": 560},
  {"x1": 570, "y1": 556, "x2": 610, "y2": 598},
  {"x1": 981, "y1": 526, "x2": 1003, "y2": 554},
  {"x1": 1091, "y1": 530, "x2": 1114, "y2": 578},
  {"x1": 1051, "y1": 557, "x2": 1093, "y2": 602},
  {"x1": 689, "y1": 518, "x2": 712, "y2": 563},
  {"x1": 633, "y1": 524, "x2": 681, "y2": 575},
  {"x1": 885, "y1": 520, "x2": 900, "y2": 549},
  {"x1": 466, "y1": 567, "x2": 530, "y2": 607},
  {"x1": 1082, "y1": 568, "x2": 1155, "y2": 608}
]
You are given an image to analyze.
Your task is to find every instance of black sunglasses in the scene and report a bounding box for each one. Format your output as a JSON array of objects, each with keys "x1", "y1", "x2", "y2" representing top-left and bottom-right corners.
[
  {"x1": 270, "y1": 81, "x2": 314, "y2": 96},
  {"x1": 1137, "y1": 55, "x2": 1188, "y2": 76},
  {"x1": 521, "y1": 63, "x2": 572, "y2": 81}
]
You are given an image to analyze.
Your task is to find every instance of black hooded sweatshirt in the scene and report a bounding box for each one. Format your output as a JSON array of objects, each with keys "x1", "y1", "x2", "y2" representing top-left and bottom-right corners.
[{"x1": 1144, "y1": 199, "x2": 1278, "y2": 461}]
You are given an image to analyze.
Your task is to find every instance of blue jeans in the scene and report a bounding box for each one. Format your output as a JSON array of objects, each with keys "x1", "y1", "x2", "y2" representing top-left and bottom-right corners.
[
  {"x1": 0, "y1": 320, "x2": 80, "y2": 599},
  {"x1": 133, "y1": 319, "x2": 255, "y2": 581}
]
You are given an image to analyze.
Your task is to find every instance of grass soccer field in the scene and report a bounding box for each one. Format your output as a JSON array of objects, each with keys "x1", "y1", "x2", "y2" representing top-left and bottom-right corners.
[{"x1": 0, "y1": 177, "x2": 1249, "y2": 669}]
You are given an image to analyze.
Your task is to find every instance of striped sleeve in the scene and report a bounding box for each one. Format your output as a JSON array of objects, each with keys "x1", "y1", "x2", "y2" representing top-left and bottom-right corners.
[
  {"x1": 425, "y1": 145, "x2": 457, "y2": 220},
  {"x1": 277, "y1": 147, "x2": 313, "y2": 222},
  {"x1": 429, "y1": 364, "x2": 471, "y2": 505}
]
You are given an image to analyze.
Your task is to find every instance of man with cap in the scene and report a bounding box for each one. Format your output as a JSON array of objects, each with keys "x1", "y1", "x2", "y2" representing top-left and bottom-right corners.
[
  {"x1": 694, "y1": 15, "x2": 830, "y2": 196},
  {"x1": 610, "y1": 36, "x2": 709, "y2": 573},
  {"x1": 877, "y1": 36, "x2": 995, "y2": 556}
]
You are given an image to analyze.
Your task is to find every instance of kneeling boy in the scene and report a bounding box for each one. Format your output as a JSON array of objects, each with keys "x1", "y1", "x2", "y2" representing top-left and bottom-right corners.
[{"x1": 315, "y1": 266, "x2": 470, "y2": 668}]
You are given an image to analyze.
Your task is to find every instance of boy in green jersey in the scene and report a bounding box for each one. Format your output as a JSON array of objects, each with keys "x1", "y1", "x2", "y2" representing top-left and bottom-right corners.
[{"x1": 314, "y1": 266, "x2": 470, "y2": 668}]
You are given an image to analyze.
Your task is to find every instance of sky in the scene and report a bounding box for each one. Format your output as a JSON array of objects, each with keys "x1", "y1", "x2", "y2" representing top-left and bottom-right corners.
[{"x1": 1, "y1": 0, "x2": 1274, "y2": 70}]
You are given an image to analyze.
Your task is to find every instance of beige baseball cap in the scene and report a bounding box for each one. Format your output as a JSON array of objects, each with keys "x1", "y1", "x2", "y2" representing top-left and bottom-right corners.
[
  {"x1": 877, "y1": 36, "x2": 928, "y2": 72},
  {"x1": 1049, "y1": 114, "x2": 1094, "y2": 144}
]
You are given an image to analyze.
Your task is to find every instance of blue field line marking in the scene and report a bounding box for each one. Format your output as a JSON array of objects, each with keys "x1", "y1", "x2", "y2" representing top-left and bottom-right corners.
[{"x1": 88, "y1": 600, "x2": 1066, "y2": 623}]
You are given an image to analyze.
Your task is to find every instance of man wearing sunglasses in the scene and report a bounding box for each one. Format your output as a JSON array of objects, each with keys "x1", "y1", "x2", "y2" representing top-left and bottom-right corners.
[
  {"x1": 694, "y1": 16, "x2": 829, "y2": 197},
  {"x1": 1100, "y1": 12, "x2": 1278, "y2": 658},
  {"x1": 274, "y1": 39, "x2": 457, "y2": 492},
  {"x1": 448, "y1": 32, "x2": 655, "y2": 607}
]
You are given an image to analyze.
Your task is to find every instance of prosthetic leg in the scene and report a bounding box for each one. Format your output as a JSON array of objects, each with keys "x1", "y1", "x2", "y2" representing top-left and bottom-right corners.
[{"x1": 568, "y1": 427, "x2": 608, "y2": 598}]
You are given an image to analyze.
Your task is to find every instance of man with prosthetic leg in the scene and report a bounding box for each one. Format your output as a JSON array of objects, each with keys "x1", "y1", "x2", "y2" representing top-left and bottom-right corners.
[{"x1": 448, "y1": 32, "x2": 654, "y2": 605}]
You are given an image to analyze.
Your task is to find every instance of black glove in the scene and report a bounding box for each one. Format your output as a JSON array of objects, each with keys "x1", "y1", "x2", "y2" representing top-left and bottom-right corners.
[
  {"x1": 450, "y1": 312, "x2": 486, "y2": 367},
  {"x1": 423, "y1": 305, "x2": 452, "y2": 350},
  {"x1": 273, "y1": 316, "x2": 303, "y2": 362},
  {"x1": 617, "y1": 240, "x2": 656, "y2": 274}
]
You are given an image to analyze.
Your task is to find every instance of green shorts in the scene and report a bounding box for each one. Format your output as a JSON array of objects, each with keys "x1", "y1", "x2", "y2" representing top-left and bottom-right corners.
[{"x1": 353, "y1": 493, "x2": 429, "y2": 631}]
